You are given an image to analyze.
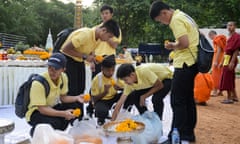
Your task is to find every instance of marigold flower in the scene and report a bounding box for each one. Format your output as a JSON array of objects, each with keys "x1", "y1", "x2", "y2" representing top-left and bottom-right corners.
[
  {"x1": 95, "y1": 55, "x2": 104, "y2": 62},
  {"x1": 111, "y1": 79, "x2": 115, "y2": 86},
  {"x1": 164, "y1": 40, "x2": 169, "y2": 45},
  {"x1": 73, "y1": 108, "x2": 81, "y2": 117},
  {"x1": 115, "y1": 119, "x2": 138, "y2": 132},
  {"x1": 84, "y1": 93, "x2": 91, "y2": 102}
]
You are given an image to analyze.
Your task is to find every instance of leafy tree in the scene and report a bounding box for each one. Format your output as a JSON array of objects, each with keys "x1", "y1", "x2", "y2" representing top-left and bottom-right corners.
[{"x1": 1, "y1": 0, "x2": 240, "y2": 48}]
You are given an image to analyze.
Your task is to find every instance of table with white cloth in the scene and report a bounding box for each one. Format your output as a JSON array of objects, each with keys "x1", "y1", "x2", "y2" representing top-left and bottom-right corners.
[{"x1": 0, "y1": 60, "x2": 92, "y2": 105}]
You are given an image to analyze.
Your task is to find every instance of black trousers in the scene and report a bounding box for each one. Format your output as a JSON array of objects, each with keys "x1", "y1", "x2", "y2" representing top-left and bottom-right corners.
[
  {"x1": 64, "y1": 55, "x2": 85, "y2": 118},
  {"x1": 95, "y1": 93, "x2": 122, "y2": 119},
  {"x1": 28, "y1": 103, "x2": 79, "y2": 136},
  {"x1": 124, "y1": 79, "x2": 171, "y2": 120},
  {"x1": 170, "y1": 63, "x2": 198, "y2": 141}
]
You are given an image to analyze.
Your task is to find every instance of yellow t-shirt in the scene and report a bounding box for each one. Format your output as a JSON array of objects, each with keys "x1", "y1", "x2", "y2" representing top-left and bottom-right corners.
[
  {"x1": 94, "y1": 23, "x2": 122, "y2": 56},
  {"x1": 60, "y1": 27, "x2": 100, "y2": 62},
  {"x1": 123, "y1": 64, "x2": 173, "y2": 96},
  {"x1": 25, "y1": 72, "x2": 68, "y2": 122},
  {"x1": 169, "y1": 9, "x2": 199, "y2": 68},
  {"x1": 91, "y1": 73, "x2": 124, "y2": 100}
]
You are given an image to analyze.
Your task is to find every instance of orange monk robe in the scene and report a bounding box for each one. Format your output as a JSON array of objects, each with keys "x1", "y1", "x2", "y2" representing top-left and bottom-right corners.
[
  {"x1": 194, "y1": 73, "x2": 213, "y2": 103},
  {"x1": 211, "y1": 35, "x2": 226, "y2": 89}
]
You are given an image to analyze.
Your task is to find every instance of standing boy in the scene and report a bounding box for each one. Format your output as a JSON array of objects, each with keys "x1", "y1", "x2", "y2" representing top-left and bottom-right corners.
[
  {"x1": 60, "y1": 20, "x2": 120, "y2": 117},
  {"x1": 150, "y1": 1, "x2": 199, "y2": 142},
  {"x1": 87, "y1": 5, "x2": 122, "y2": 117}
]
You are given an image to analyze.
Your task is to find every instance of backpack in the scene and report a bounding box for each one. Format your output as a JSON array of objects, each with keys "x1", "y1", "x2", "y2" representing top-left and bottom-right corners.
[
  {"x1": 53, "y1": 28, "x2": 75, "y2": 53},
  {"x1": 197, "y1": 32, "x2": 214, "y2": 73},
  {"x1": 15, "y1": 74, "x2": 50, "y2": 118},
  {"x1": 183, "y1": 13, "x2": 214, "y2": 73}
]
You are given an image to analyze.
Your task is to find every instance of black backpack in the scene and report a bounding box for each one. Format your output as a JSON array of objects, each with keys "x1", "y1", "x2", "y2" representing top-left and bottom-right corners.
[
  {"x1": 197, "y1": 32, "x2": 214, "y2": 73},
  {"x1": 53, "y1": 28, "x2": 75, "y2": 53},
  {"x1": 15, "y1": 74, "x2": 50, "y2": 118}
]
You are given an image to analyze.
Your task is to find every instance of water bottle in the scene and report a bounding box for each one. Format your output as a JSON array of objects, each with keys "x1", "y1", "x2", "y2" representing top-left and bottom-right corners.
[{"x1": 171, "y1": 128, "x2": 180, "y2": 144}]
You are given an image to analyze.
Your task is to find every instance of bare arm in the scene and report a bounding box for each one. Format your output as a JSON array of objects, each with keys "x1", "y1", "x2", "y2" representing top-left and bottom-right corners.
[
  {"x1": 139, "y1": 80, "x2": 164, "y2": 106},
  {"x1": 60, "y1": 94, "x2": 85, "y2": 104},
  {"x1": 111, "y1": 94, "x2": 128, "y2": 121},
  {"x1": 62, "y1": 41, "x2": 85, "y2": 59},
  {"x1": 91, "y1": 84, "x2": 111, "y2": 103},
  {"x1": 106, "y1": 38, "x2": 118, "y2": 49},
  {"x1": 229, "y1": 49, "x2": 239, "y2": 70},
  {"x1": 165, "y1": 35, "x2": 189, "y2": 50},
  {"x1": 214, "y1": 45, "x2": 223, "y2": 67},
  {"x1": 37, "y1": 106, "x2": 75, "y2": 120}
]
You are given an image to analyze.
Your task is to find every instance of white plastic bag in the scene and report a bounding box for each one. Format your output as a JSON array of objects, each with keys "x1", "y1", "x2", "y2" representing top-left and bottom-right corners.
[
  {"x1": 131, "y1": 111, "x2": 163, "y2": 144},
  {"x1": 69, "y1": 119, "x2": 99, "y2": 137},
  {"x1": 68, "y1": 119, "x2": 103, "y2": 144},
  {"x1": 32, "y1": 124, "x2": 74, "y2": 144},
  {"x1": 115, "y1": 105, "x2": 135, "y2": 121}
]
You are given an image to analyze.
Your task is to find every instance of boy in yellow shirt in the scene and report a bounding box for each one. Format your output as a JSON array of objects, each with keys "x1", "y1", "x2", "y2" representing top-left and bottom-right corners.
[
  {"x1": 112, "y1": 63, "x2": 172, "y2": 121},
  {"x1": 87, "y1": 5, "x2": 122, "y2": 117},
  {"x1": 26, "y1": 53, "x2": 86, "y2": 136},
  {"x1": 91, "y1": 55, "x2": 124, "y2": 125},
  {"x1": 60, "y1": 20, "x2": 120, "y2": 118}
]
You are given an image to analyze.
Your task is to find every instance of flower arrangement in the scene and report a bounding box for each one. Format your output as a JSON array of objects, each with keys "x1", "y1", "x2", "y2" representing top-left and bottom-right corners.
[
  {"x1": 115, "y1": 119, "x2": 138, "y2": 132},
  {"x1": 23, "y1": 49, "x2": 50, "y2": 60}
]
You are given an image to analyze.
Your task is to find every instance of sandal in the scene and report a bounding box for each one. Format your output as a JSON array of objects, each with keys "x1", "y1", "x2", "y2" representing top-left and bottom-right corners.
[
  {"x1": 233, "y1": 98, "x2": 239, "y2": 102},
  {"x1": 196, "y1": 102, "x2": 207, "y2": 106},
  {"x1": 221, "y1": 99, "x2": 234, "y2": 104}
]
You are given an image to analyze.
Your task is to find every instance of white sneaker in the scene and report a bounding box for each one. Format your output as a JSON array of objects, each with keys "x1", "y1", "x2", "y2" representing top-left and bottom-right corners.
[{"x1": 181, "y1": 140, "x2": 190, "y2": 144}]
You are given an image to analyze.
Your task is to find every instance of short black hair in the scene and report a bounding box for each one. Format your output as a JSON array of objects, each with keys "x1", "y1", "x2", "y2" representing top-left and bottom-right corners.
[
  {"x1": 149, "y1": 0, "x2": 170, "y2": 20},
  {"x1": 117, "y1": 64, "x2": 135, "y2": 79},
  {"x1": 100, "y1": 5, "x2": 113, "y2": 14},
  {"x1": 122, "y1": 45, "x2": 127, "y2": 49},
  {"x1": 102, "y1": 54, "x2": 116, "y2": 68},
  {"x1": 101, "y1": 19, "x2": 120, "y2": 38},
  {"x1": 208, "y1": 30, "x2": 217, "y2": 35}
]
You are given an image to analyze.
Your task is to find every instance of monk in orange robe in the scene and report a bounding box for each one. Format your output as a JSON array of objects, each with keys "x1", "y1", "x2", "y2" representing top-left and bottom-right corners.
[
  {"x1": 194, "y1": 73, "x2": 213, "y2": 105},
  {"x1": 220, "y1": 21, "x2": 240, "y2": 104},
  {"x1": 208, "y1": 30, "x2": 226, "y2": 96}
]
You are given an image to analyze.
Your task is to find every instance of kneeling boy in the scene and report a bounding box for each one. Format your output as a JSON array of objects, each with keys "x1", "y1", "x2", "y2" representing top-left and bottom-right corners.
[{"x1": 112, "y1": 63, "x2": 173, "y2": 120}]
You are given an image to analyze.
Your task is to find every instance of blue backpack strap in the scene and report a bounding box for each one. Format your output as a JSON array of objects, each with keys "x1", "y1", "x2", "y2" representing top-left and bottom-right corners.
[{"x1": 33, "y1": 75, "x2": 50, "y2": 97}]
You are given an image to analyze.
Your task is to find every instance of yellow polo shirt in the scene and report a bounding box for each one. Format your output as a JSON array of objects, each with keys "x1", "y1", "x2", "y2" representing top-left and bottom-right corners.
[
  {"x1": 60, "y1": 27, "x2": 100, "y2": 62},
  {"x1": 123, "y1": 64, "x2": 173, "y2": 96},
  {"x1": 91, "y1": 73, "x2": 124, "y2": 100},
  {"x1": 25, "y1": 72, "x2": 68, "y2": 122},
  {"x1": 94, "y1": 23, "x2": 122, "y2": 56},
  {"x1": 169, "y1": 9, "x2": 199, "y2": 68}
]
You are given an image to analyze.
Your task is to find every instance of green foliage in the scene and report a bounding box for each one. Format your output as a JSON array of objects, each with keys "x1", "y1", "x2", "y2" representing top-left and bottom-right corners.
[
  {"x1": 15, "y1": 41, "x2": 29, "y2": 52},
  {"x1": 0, "y1": 0, "x2": 240, "y2": 48}
]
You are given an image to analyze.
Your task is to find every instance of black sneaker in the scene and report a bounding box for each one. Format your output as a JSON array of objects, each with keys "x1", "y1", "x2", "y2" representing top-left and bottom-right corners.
[
  {"x1": 97, "y1": 118, "x2": 105, "y2": 126},
  {"x1": 87, "y1": 112, "x2": 93, "y2": 118}
]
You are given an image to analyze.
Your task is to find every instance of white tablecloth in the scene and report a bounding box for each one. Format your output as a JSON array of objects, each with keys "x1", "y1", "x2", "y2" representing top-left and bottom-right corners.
[
  {"x1": 0, "y1": 66, "x2": 46, "y2": 105},
  {"x1": 0, "y1": 63, "x2": 92, "y2": 106}
]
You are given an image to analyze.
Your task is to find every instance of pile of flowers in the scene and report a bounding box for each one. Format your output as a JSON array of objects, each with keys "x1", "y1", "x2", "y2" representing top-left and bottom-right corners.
[
  {"x1": 23, "y1": 49, "x2": 50, "y2": 60},
  {"x1": 115, "y1": 119, "x2": 138, "y2": 132}
]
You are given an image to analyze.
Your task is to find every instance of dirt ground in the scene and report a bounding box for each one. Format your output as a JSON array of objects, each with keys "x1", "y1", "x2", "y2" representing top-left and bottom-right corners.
[{"x1": 195, "y1": 78, "x2": 240, "y2": 144}]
